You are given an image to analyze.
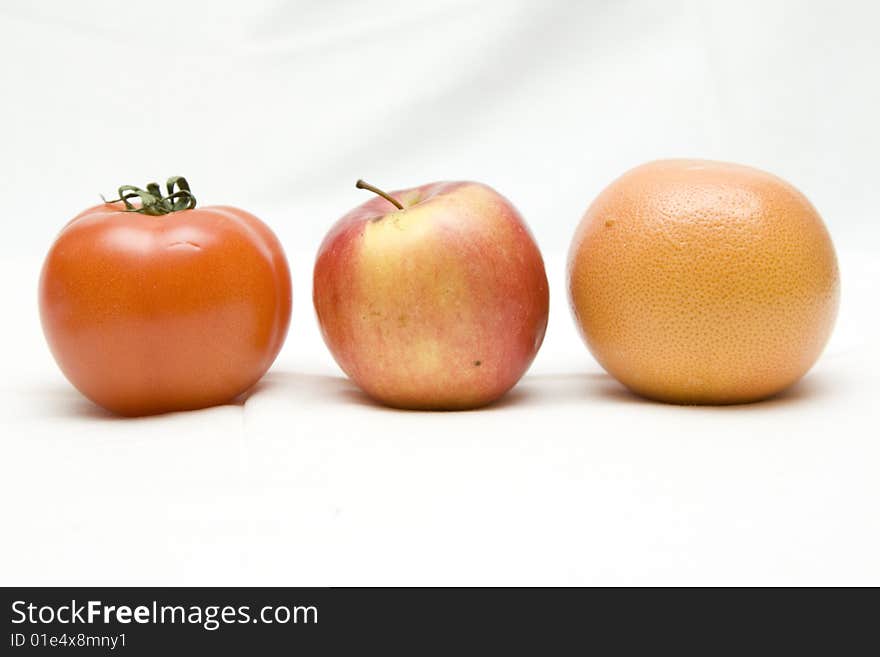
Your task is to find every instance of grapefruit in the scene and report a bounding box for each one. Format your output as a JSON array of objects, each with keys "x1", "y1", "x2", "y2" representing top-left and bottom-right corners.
[{"x1": 567, "y1": 159, "x2": 840, "y2": 404}]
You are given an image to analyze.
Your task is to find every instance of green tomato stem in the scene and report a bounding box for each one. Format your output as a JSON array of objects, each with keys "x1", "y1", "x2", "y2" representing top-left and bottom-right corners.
[{"x1": 101, "y1": 176, "x2": 197, "y2": 215}]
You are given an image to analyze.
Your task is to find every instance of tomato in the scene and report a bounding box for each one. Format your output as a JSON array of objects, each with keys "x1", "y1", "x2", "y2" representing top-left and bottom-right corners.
[{"x1": 39, "y1": 177, "x2": 291, "y2": 416}]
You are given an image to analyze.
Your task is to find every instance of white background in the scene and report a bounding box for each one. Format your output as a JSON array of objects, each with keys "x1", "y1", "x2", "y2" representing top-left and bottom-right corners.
[{"x1": 1, "y1": 0, "x2": 878, "y2": 585}]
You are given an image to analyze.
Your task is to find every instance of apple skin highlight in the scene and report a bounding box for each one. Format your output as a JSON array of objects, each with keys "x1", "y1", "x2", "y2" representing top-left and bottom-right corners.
[{"x1": 314, "y1": 181, "x2": 549, "y2": 410}]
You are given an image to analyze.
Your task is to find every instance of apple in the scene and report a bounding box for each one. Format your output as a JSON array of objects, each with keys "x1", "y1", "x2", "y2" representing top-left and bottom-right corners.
[{"x1": 313, "y1": 180, "x2": 549, "y2": 410}]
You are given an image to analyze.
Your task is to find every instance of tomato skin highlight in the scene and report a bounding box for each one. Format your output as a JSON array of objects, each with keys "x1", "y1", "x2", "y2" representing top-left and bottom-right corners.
[{"x1": 39, "y1": 202, "x2": 292, "y2": 416}]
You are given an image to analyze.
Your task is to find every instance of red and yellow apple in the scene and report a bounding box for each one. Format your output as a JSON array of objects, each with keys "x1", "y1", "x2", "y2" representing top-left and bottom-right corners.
[{"x1": 313, "y1": 180, "x2": 549, "y2": 410}]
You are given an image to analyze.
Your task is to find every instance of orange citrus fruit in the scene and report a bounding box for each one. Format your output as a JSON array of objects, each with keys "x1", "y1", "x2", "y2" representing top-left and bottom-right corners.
[{"x1": 567, "y1": 159, "x2": 840, "y2": 404}]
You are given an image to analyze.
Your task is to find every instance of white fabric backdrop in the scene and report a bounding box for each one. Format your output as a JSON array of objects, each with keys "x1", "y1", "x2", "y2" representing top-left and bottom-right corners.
[
  {"x1": 3, "y1": 0, "x2": 878, "y2": 255},
  {"x1": 1, "y1": 0, "x2": 878, "y2": 585}
]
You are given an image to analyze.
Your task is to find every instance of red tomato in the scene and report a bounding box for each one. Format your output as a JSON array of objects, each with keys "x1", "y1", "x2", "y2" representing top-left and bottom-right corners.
[{"x1": 39, "y1": 178, "x2": 291, "y2": 416}]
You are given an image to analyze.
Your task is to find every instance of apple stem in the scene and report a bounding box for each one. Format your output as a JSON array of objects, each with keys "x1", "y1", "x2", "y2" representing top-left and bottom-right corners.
[{"x1": 356, "y1": 179, "x2": 403, "y2": 210}]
